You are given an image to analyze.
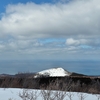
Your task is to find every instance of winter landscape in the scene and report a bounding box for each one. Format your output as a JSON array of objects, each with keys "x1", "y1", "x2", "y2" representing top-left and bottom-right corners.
[
  {"x1": 0, "y1": 0, "x2": 100, "y2": 99},
  {"x1": 0, "y1": 67, "x2": 100, "y2": 100}
]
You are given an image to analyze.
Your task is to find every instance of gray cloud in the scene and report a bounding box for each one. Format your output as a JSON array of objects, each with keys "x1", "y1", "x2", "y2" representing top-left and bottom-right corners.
[
  {"x1": 0, "y1": 37, "x2": 99, "y2": 60},
  {"x1": 0, "y1": 0, "x2": 100, "y2": 60}
]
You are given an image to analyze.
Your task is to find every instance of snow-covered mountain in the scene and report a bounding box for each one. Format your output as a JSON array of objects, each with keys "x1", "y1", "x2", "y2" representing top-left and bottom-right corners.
[{"x1": 34, "y1": 67, "x2": 72, "y2": 78}]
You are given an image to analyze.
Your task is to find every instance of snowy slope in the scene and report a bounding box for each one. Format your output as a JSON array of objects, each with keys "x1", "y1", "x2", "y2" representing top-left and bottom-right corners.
[
  {"x1": 0, "y1": 88, "x2": 98, "y2": 100},
  {"x1": 34, "y1": 67, "x2": 71, "y2": 78}
]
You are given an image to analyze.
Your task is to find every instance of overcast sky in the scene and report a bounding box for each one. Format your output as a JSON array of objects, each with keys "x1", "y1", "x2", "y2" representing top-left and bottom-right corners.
[
  {"x1": 0, "y1": 0, "x2": 100, "y2": 60},
  {"x1": 0, "y1": 0, "x2": 100, "y2": 61}
]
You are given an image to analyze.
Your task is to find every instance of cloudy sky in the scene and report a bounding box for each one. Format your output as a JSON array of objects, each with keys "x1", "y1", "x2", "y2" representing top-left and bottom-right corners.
[{"x1": 0, "y1": 0, "x2": 100, "y2": 74}]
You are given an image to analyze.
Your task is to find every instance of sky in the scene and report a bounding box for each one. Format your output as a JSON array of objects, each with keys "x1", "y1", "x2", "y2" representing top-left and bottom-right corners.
[{"x1": 0, "y1": 0, "x2": 100, "y2": 75}]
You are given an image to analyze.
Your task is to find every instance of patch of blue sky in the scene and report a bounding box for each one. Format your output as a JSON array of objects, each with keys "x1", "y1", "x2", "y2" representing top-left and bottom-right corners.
[
  {"x1": 38, "y1": 38, "x2": 65, "y2": 43},
  {"x1": 38, "y1": 38, "x2": 66, "y2": 47},
  {"x1": 31, "y1": 0, "x2": 72, "y2": 4},
  {"x1": 80, "y1": 45, "x2": 92, "y2": 49},
  {"x1": 0, "y1": 0, "x2": 72, "y2": 13},
  {"x1": 0, "y1": 0, "x2": 56, "y2": 13},
  {"x1": 33, "y1": 0, "x2": 55, "y2": 4},
  {"x1": 0, "y1": 13, "x2": 3, "y2": 20},
  {"x1": 38, "y1": 38, "x2": 66, "y2": 44}
]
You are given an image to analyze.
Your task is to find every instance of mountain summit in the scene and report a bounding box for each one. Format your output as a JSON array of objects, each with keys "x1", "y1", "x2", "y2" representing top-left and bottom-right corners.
[{"x1": 34, "y1": 67, "x2": 72, "y2": 78}]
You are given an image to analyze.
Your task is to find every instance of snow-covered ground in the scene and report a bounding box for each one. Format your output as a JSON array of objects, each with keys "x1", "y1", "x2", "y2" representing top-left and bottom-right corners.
[
  {"x1": 0, "y1": 68, "x2": 99, "y2": 100},
  {"x1": 0, "y1": 88, "x2": 99, "y2": 100},
  {"x1": 34, "y1": 67, "x2": 71, "y2": 78}
]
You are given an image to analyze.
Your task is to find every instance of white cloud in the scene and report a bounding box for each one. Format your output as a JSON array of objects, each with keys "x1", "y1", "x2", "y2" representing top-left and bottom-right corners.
[
  {"x1": 0, "y1": 44, "x2": 5, "y2": 49},
  {"x1": 66, "y1": 38, "x2": 88, "y2": 45},
  {"x1": 0, "y1": 0, "x2": 100, "y2": 38},
  {"x1": 66, "y1": 38, "x2": 100, "y2": 48}
]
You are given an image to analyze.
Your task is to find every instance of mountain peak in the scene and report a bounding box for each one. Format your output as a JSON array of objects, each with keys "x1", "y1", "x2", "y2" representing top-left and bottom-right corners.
[{"x1": 34, "y1": 67, "x2": 72, "y2": 78}]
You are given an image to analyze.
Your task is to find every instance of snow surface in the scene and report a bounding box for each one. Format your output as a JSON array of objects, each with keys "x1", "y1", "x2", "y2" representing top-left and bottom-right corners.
[
  {"x1": 0, "y1": 88, "x2": 98, "y2": 100},
  {"x1": 34, "y1": 67, "x2": 71, "y2": 78}
]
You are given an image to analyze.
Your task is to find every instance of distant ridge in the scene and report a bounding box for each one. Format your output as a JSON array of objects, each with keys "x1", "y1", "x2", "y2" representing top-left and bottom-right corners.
[
  {"x1": 0, "y1": 67, "x2": 86, "y2": 78},
  {"x1": 70, "y1": 72, "x2": 86, "y2": 76}
]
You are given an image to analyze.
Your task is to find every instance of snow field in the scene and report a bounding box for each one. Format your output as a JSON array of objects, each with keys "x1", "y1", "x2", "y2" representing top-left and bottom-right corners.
[{"x1": 0, "y1": 88, "x2": 99, "y2": 100}]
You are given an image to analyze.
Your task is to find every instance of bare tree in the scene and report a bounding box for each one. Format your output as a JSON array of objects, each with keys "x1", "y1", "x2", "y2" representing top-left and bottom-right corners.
[
  {"x1": 54, "y1": 90, "x2": 67, "y2": 100},
  {"x1": 66, "y1": 92, "x2": 74, "y2": 100},
  {"x1": 95, "y1": 94, "x2": 100, "y2": 100},
  {"x1": 41, "y1": 88, "x2": 55, "y2": 100},
  {"x1": 77, "y1": 92, "x2": 87, "y2": 100},
  {"x1": 19, "y1": 89, "x2": 39, "y2": 100},
  {"x1": 8, "y1": 98, "x2": 16, "y2": 100}
]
